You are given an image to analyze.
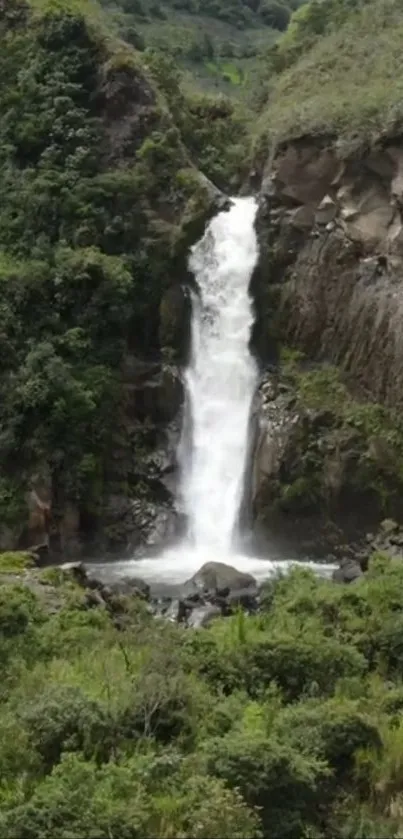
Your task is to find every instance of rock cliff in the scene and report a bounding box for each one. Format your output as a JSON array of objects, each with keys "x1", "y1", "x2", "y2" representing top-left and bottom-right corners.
[
  {"x1": 252, "y1": 137, "x2": 403, "y2": 551},
  {"x1": 257, "y1": 138, "x2": 403, "y2": 407}
]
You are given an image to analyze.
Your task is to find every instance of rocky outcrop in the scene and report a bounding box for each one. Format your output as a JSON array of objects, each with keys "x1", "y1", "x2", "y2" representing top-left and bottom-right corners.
[
  {"x1": 330, "y1": 518, "x2": 403, "y2": 582},
  {"x1": 256, "y1": 138, "x2": 403, "y2": 409},
  {"x1": 123, "y1": 358, "x2": 183, "y2": 426},
  {"x1": 75, "y1": 559, "x2": 260, "y2": 626},
  {"x1": 96, "y1": 61, "x2": 158, "y2": 165},
  {"x1": 357, "y1": 518, "x2": 403, "y2": 569},
  {"x1": 332, "y1": 557, "x2": 363, "y2": 584},
  {"x1": 252, "y1": 373, "x2": 340, "y2": 554},
  {"x1": 251, "y1": 368, "x2": 403, "y2": 555}
]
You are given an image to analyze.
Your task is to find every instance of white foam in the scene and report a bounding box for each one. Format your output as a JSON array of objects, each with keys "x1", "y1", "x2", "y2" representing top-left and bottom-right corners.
[{"x1": 89, "y1": 549, "x2": 336, "y2": 586}]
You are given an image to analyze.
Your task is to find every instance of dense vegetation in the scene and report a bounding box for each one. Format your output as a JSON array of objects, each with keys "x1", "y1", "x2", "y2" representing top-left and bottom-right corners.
[
  {"x1": 2, "y1": 552, "x2": 403, "y2": 836},
  {"x1": 4, "y1": 0, "x2": 403, "y2": 836},
  {"x1": 0, "y1": 0, "x2": 246, "y2": 547},
  {"x1": 100, "y1": 0, "x2": 306, "y2": 95},
  {"x1": 107, "y1": 0, "x2": 295, "y2": 28}
]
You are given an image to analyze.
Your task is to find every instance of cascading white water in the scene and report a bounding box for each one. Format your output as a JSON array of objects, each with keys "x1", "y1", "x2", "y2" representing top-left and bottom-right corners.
[
  {"x1": 181, "y1": 196, "x2": 259, "y2": 552},
  {"x1": 88, "y1": 197, "x2": 336, "y2": 587}
]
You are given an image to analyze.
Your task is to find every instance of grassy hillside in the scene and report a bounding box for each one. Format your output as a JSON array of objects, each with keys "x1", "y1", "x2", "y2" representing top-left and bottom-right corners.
[{"x1": 256, "y1": 0, "x2": 403, "y2": 153}]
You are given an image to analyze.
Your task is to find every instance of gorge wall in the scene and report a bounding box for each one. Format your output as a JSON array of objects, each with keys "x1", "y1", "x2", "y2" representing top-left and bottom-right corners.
[
  {"x1": 258, "y1": 138, "x2": 403, "y2": 407},
  {"x1": 252, "y1": 137, "x2": 403, "y2": 554}
]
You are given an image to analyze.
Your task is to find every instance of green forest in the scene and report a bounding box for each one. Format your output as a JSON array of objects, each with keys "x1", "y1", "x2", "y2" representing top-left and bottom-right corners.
[{"x1": 3, "y1": 0, "x2": 403, "y2": 836}]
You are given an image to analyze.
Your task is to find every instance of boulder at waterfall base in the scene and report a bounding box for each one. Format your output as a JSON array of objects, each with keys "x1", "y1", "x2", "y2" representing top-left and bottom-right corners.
[
  {"x1": 185, "y1": 561, "x2": 257, "y2": 594},
  {"x1": 187, "y1": 603, "x2": 223, "y2": 628},
  {"x1": 332, "y1": 557, "x2": 363, "y2": 585}
]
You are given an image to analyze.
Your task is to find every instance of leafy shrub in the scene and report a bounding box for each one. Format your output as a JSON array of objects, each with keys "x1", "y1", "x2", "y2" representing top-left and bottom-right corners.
[
  {"x1": 273, "y1": 699, "x2": 382, "y2": 779},
  {"x1": 119, "y1": 671, "x2": 198, "y2": 744},
  {"x1": 239, "y1": 633, "x2": 367, "y2": 700},
  {"x1": 202, "y1": 730, "x2": 328, "y2": 837},
  {"x1": 0, "y1": 585, "x2": 43, "y2": 641},
  {"x1": 0, "y1": 710, "x2": 40, "y2": 791},
  {"x1": 260, "y1": 0, "x2": 291, "y2": 30},
  {"x1": 181, "y1": 630, "x2": 241, "y2": 693},
  {"x1": 17, "y1": 685, "x2": 114, "y2": 769},
  {"x1": 0, "y1": 751, "x2": 261, "y2": 838}
]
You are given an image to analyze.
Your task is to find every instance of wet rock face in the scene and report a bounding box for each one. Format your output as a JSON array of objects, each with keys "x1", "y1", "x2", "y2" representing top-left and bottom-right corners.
[
  {"x1": 93, "y1": 357, "x2": 185, "y2": 557},
  {"x1": 123, "y1": 358, "x2": 184, "y2": 426},
  {"x1": 99, "y1": 496, "x2": 181, "y2": 557},
  {"x1": 251, "y1": 375, "x2": 332, "y2": 554},
  {"x1": 159, "y1": 285, "x2": 191, "y2": 364},
  {"x1": 23, "y1": 358, "x2": 185, "y2": 561},
  {"x1": 256, "y1": 137, "x2": 403, "y2": 410}
]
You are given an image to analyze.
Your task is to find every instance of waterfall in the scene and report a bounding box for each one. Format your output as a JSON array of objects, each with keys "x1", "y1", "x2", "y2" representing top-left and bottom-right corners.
[
  {"x1": 88, "y1": 197, "x2": 336, "y2": 586},
  {"x1": 180, "y1": 196, "x2": 259, "y2": 552}
]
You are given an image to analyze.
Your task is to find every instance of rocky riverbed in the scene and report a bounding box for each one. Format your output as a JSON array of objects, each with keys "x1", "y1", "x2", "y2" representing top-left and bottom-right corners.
[{"x1": 11, "y1": 518, "x2": 402, "y2": 632}]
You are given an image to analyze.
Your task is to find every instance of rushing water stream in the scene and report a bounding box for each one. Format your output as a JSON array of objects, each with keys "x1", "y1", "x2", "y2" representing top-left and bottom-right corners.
[
  {"x1": 90, "y1": 197, "x2": 334, "y2": 586},
  {"x1": 181, "y1": 196, "x2": 259, "y2": 552}
]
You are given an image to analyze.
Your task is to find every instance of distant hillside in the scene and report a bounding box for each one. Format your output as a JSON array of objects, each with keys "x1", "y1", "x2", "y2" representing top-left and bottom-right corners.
[
  {"x1": 101, "y1": 0, "x2": 306, "y2": 95},
  {"x1": 254, "y1": 0, "x2": 403, "y2": 152}
]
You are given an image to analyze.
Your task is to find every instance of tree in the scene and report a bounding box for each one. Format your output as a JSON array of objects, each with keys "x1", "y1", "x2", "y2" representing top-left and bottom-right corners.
[{"x1": 260, "y1": 0, "x2": 291, "y2": 30}]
